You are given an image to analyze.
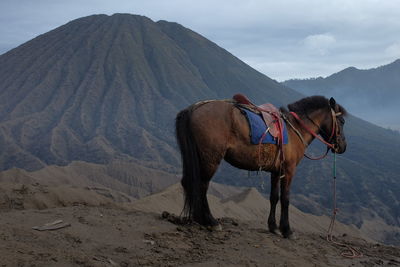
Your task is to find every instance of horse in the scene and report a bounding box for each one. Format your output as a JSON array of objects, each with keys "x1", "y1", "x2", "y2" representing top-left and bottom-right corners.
[{"x1": 175, "y1": 95, "x2": 347, "y2": 238}]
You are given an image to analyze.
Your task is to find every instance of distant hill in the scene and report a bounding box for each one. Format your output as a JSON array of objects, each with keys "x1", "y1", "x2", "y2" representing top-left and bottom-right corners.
[
  {"x1": 0, "y1": 14, "x2": 399, "y2": 245},
  {"x1": 283, "y1": 60, "x2": 400, "y2": 130}
]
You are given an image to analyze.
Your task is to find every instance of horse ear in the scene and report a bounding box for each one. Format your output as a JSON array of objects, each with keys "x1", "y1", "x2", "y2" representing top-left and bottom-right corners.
[{"x1": 329, "y1": 97, "x2": 336, "y2": 108}]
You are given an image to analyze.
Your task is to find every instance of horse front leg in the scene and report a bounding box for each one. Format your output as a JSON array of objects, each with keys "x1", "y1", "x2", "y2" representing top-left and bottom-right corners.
[
  {"x1": 268, "y1": 172, "x2": 280, "y2": 234},
  {"x1": 279, "y1": 167, "x2": 295, "y2": 239}
]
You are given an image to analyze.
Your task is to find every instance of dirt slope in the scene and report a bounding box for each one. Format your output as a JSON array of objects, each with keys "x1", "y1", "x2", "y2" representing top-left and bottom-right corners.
[
  {"x1": 1, "y1": 206, "x2": 399, "y2": 267},
  {"x1": 0, "y1": 181, "x2": 399, "y2": 266},
  {"x1": 131, "y1": 183, "x2": 367, "y2": 239},
  {"x1": 0, "y1": 160, "x2": 180, "y2": 199}
]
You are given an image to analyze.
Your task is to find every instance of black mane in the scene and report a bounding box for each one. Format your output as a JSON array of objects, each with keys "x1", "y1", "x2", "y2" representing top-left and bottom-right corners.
[{"x1": 284, "y1": 95, "x2": 347, "y2": 116}]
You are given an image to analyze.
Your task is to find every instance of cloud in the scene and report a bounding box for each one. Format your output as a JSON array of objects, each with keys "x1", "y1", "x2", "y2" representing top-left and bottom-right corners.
[
  {"x1": 1, "y1": 0, "x2": 400, "y2": 80},
  {"x1": 302, "y1": 34, "x2": 336, "y2": 56},
  {"x1": 385, "y1": 42, "x2": 400, "y2": 58},
  {"x1": 242, "y1": 58, "x2": 349, "y2": 82}
]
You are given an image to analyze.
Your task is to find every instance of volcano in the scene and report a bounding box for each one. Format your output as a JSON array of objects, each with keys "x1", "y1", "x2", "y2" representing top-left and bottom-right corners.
[{"x1": 0, "y1": 14, "x2": 301, "y2": 171}]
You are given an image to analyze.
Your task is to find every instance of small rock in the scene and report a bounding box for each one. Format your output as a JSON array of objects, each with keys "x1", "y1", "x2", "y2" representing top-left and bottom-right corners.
[
  {"x1": 115, "y1": 246, "x2": 128, "y2": 253},
  {"x1": 143, "y1": 239, "x2": 155, "y2": 245},
  {"x1": 108, "y1": 259, "x2": 118, "y2": 266}
]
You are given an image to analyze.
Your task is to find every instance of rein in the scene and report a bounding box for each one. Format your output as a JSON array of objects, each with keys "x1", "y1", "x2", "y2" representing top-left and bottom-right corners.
[
  {"x1": 289, "y1": 110, "x2": 340, "y2": 160},
  {"x1": 304, "y1": 147, "x2": 330, "y2": 160},
  {"x1": 290, "y1": 111, "x2": 336, "y2": 150}
]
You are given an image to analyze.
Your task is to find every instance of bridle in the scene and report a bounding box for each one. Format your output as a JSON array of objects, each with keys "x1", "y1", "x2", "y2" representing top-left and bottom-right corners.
[{"x1": 289, "y1": 108, "x2": 343, "y2": 160}]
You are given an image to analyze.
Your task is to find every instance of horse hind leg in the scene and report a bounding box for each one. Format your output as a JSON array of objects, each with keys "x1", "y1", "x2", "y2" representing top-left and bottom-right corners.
[
  {"x1": 177, "y1": 103, "x2": 229, "y2": 228},
  {"x1": 192, "y1": 161, "x2": 221, "y2": 227},
  {"x1": 180, "y1": 150, "x2": 223, "y2": 227}
]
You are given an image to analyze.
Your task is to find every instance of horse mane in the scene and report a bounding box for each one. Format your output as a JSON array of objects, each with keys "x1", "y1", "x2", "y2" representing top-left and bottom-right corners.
[{"x1": 282, "y1": 95, "x2": 347, "y2": 116}]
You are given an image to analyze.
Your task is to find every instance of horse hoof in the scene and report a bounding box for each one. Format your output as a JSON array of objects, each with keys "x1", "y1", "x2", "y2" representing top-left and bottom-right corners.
[
  {"x1": 208, "y1": 224, "x2": 223, "y2": 231},
  {"x1": 269, "y1": 229, "x2": 279, "y2": 235},
  {"x1": 284, "y1": 232, "x2": 297, "y2": 240}
]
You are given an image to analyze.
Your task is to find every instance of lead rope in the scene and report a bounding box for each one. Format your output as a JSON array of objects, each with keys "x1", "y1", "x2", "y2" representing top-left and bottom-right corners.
[
  {"x1": 326, "y1": 152, "x2": 363, "y2": 258},
  {"x1": 286, "y1": 112, "x2": 333, "y2": 160}
]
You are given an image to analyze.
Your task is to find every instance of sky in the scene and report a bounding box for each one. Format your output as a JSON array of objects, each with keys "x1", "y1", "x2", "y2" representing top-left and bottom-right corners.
[{"x1": 1, "y1": 0, "x2": 400, "y2": 81}]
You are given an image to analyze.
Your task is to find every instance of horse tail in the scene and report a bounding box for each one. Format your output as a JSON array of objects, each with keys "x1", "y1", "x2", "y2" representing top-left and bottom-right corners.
[{"x1": 175, "y1": 106, "x2": 202, "y2": 220}]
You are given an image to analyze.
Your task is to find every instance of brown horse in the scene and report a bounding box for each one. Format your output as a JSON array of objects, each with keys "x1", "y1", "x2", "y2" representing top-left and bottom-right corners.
[{"x1": 175, "y1": 95, "x2": 347, "y2": 238}]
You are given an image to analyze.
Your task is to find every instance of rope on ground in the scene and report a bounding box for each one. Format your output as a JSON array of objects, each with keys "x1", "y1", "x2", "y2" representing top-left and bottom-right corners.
[{"x1": 326, "y1": 153, "x2": 363, "y2": 258}]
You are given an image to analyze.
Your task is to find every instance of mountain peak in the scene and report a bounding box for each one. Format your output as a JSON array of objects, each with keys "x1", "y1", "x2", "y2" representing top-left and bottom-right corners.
[
  {"x1": 330, "y1": 66, "x2": 359, "y2": 78},
  {"x1": 342, "y1": 66, "x2": 358, "y2": 72},
  {"x1": 73, "y1": 13, "x2": 153, "y2": 22},
  {"x1": 0, "y1": 14, "x2": 300, "y2": 171}
]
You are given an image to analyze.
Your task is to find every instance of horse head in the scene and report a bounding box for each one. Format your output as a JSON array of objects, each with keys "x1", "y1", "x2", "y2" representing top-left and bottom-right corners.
[{"x1": 322, "y1": 97, "x2": 347, "y2": 154}]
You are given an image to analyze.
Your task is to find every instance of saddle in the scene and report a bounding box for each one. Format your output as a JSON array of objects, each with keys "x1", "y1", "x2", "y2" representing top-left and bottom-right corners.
[{"x1": 233, "y1": 93, "x2": 284, "y2": 141}]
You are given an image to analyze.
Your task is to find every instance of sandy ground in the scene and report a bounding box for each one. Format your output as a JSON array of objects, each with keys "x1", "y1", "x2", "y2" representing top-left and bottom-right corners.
[
  {"x1": 0, "y1": 181, "x2": 399, "y2": 266},
  {"x1": 1, "y1": 205, "x2": 399, "y2": 267}
]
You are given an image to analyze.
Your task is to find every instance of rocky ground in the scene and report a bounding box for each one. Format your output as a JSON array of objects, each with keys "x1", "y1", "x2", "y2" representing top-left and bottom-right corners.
[
  {"x1": 1, "y1": 205, "x2": 399, "y2": 267},
  {"x1": 0, "y1": 179, "x2": 399, "y2": 266}
]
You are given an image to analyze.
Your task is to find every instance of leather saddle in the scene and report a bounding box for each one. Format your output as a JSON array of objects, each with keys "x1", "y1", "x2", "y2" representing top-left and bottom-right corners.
[{"x1": 233, "y1": 93, "x2": 283, "y2": 140}]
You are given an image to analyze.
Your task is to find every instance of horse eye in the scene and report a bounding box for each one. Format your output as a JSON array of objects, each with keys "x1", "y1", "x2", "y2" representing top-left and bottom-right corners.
[{"x1": 338, "y1": 117, "x2": 345, "y2": 124}]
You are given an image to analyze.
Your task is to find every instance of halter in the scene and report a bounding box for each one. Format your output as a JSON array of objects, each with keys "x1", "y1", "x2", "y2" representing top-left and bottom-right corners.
[{"x1": 289, "y1": 108, "x2": 342, "y2": 159}]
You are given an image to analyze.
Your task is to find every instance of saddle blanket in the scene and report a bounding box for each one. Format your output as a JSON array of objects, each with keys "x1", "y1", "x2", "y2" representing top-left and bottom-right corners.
[{"x1": 241, "y1": 108, "x2": 288, "y2": 145}]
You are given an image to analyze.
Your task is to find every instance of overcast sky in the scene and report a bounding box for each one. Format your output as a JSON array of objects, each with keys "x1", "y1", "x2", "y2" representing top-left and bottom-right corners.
[{"x1": 1, "y1": 0, "x2": 399, "y2": 81}]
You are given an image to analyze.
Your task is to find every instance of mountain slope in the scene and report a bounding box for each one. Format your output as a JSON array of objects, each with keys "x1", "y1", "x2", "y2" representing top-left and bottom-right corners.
[
  {"x1": 0, "y1": 160, "x2": 180, "y2": 200},
  {"x1": 0, "y1": 13, "x2": 301, "y2": 172},
  {"x1": 283, "y1": 60, "x2": 400, "y2": 129}
]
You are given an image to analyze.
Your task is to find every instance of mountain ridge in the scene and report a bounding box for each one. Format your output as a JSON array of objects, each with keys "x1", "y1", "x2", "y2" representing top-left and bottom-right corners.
[{"x1": 283, "y1": 59, "x2": 400, "y2": 129}]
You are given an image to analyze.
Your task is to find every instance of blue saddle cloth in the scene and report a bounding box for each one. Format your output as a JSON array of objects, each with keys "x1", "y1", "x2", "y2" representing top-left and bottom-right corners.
[{"x1": 241, "y1": 108, "x2": 288, "y2": 145}]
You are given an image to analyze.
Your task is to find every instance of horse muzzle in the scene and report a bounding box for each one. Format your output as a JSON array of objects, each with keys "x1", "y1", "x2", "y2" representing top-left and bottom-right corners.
[{"x1": 332, "y1": 141, "x2": 346, "y2": 154}]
